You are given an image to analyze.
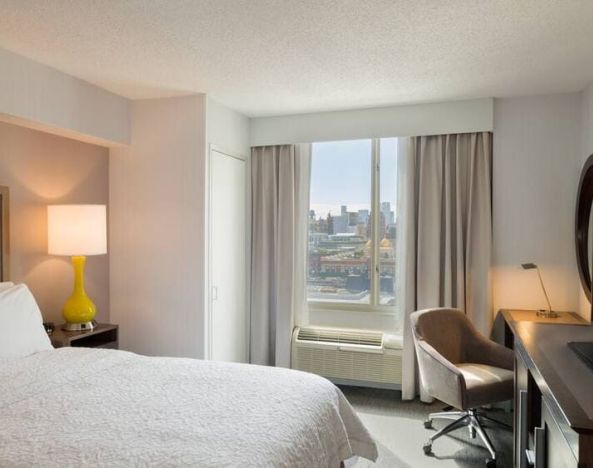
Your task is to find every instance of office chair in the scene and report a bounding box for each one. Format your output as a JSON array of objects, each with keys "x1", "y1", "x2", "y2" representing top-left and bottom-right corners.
[{"x1": 411, "y1": 308, "x2": 513, "y2": 468}]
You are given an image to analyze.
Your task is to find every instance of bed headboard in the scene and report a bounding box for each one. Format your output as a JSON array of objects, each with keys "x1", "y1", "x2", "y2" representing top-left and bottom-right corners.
[{"x1": 0, "y1": 186, "x2": 9, "y2": 281}]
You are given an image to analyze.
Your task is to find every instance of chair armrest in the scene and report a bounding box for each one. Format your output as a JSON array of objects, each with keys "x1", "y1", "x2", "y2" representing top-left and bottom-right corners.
[
  {"x1": 416, "y1": 340, "x2": 466, "y2": 409},
  {"x1": 466, "y1": 334, "x2": 514, "y2": 370}
]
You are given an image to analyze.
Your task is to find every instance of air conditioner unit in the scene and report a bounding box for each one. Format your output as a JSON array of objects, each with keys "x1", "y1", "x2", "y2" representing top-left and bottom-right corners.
[{"x1": 291, "y1": 326, "x2": 403, "y2": 389}]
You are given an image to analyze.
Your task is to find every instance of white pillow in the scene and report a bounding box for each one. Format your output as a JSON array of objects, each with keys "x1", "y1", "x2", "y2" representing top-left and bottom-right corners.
[
  {"x1": 0, "y1": 281, "x2": 14, "y2": 291},
  {"x1": 0, "y1": 284, "x2": 54, "y2": 357}
]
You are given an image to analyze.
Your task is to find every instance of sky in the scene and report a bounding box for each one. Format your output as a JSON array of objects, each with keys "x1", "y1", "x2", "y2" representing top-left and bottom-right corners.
[{"x1": 310, "y1": 138, "x2": 398, "y2": 218}]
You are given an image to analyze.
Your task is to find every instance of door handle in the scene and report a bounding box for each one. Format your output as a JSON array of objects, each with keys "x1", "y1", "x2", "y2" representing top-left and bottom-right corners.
[
  {"x1": 534, "y1": 425, "x2": 546, "y2": 468},
  {"x1": 519, "y1": 390, "x2": 529, "y2": 468},
  {"x1": 212, "y1": 286, "x2": 218, "y2": 301}
]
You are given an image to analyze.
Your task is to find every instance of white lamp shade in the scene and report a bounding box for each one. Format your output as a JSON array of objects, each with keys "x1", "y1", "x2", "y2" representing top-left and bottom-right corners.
[{"x1": 48, "y1": 205, "x2": 107, "y2": 256}]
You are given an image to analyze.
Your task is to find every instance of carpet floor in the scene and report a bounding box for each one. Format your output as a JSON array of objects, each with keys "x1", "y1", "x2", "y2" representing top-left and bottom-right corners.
[{"x1": 341, "y1": 386, "x2": 513, "y2": 468}]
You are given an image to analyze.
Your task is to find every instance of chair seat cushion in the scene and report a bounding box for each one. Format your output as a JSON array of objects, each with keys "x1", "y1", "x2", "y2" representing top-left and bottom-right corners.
[{"x1": 458, "y1": 363, "x2": 514, "y2": 409}]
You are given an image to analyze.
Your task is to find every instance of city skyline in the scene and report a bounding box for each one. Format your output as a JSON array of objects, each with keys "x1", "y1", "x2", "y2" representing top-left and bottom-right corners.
[{"x1": 307, "y1": 139, "x2": 398, "y2": 305}]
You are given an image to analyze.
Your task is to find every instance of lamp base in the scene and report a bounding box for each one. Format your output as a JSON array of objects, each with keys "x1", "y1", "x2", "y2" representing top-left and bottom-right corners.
[
  {"x1": 536, "y1": 309, "x2": 559, "y2": 319},
  {"x1": 62, "y1": 320, "x2": 97, "y2": 332}
]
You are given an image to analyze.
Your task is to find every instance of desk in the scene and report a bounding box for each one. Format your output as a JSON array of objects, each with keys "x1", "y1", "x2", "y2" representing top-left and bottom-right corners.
[
  {"x1": 502, "y1": 310, "x2": 593, "y2": 467},
  {"x1": 500, "y1": 309, "x2": 589, "y2": 348}
]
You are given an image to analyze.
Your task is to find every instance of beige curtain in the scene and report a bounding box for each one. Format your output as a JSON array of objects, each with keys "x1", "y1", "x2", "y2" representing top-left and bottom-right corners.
[
  {"x1": 397, "y1": 132, "x2": 493, "y2": 401},
  {"x1": 250, "y1": 144, "x2": 311, "y2": 367}
]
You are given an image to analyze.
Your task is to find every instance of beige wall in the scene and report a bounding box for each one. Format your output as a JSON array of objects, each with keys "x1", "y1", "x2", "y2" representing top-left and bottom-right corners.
[
  {"x1": 109, "y1": 96, "x2": 207, "y2": 358},
  {"x1": 582, "y1": 82, "x2": 593, "y2": 162},
  {"x1": 492, "y1": 93, "x2": 582, "y2": 317},
  {"x1": 206, "y1": 97, "x2": 250, "y2": 158},
  {"x1": 0, "y1": 121, "x2": 109, "y2": 323}
]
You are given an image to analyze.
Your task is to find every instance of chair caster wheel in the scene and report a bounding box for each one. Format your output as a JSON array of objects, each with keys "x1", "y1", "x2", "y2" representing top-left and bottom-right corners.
[
  {"x1": 424, "y1": 419, "x2": 433, "y2": 429},
  {"x1": 486, "y1": 458, "x2": 496, "y2": 468},
  {"x1": 423, "y1": 442, "x2": 432, "y2": 455}
]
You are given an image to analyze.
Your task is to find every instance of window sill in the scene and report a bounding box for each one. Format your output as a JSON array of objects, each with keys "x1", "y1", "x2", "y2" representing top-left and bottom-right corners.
[
  {"x1": 308, "y1": 301, "x2": 398, "y2": 314},
  {"x1": 308, "y1": 306, "x2": 401, "y2": 334}
]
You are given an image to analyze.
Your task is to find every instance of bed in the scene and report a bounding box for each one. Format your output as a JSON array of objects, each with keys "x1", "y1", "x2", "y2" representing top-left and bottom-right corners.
[
  {"x1": 0, "y1": 269, "x2": 376, "y2": 467},
  {"x1": 0, "y1": 346, "x2": 377, "y2": 467}
]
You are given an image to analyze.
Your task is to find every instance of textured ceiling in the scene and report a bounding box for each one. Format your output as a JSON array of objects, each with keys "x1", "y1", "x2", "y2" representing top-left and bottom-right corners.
[{"x1": 1, "y1": 1, "x2": 593, "y2": 117}]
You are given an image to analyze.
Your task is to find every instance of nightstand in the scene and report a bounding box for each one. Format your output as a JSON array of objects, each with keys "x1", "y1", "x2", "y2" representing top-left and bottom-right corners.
[{"x1": 50, "y1": 323, "x2": 118, "y2": 349}]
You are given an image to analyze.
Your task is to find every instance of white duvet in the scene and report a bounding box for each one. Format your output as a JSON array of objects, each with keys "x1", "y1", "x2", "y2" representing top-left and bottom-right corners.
[{"x1": 0, "y1": 348, "x2": 377, "y2": 467}]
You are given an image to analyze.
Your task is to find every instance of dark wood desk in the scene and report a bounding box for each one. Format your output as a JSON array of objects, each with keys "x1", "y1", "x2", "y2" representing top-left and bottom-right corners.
[
  {"x1": 501, "y1": 309, "x2": 593, "y2": 467},
  {"x1": 500, "y1": 309, "x2": 589, "y2": 348}
]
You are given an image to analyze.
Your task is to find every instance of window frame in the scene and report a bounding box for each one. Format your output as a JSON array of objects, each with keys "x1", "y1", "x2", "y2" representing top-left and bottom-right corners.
[{"x1": 307, "y1": 138, "x2": 397, "y2": 315}]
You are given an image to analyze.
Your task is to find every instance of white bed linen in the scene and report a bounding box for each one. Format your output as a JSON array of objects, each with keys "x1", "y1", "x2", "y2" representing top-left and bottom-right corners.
[{"x1": 0, "y1": 348, "x2": 377, "y2": 467}]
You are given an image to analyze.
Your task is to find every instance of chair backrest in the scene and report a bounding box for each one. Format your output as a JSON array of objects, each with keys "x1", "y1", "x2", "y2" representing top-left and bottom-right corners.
[{"x1": 410, "y1": 308, "x2": 476, "y2": 364}]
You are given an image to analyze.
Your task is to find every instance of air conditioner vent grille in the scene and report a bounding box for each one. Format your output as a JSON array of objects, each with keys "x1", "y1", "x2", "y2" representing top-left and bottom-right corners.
[{"x1": 296, "y1": 327, "x2": 382, "y2": 347}]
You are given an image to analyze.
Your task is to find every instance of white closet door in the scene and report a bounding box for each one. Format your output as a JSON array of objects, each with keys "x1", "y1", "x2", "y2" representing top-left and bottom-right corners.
[{"x1": 209, "y1": 149, "x2": 247, "y2": 362}]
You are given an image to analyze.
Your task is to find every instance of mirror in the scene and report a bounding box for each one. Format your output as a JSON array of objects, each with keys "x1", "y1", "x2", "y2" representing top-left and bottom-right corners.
[
  {"x1": 590, "y1": 203, "x2": 593, "y2": 299},
  {"x1": 589, "y1": 203, "x2": 593, "y2": 298},
  {"x1": 576, "y1": 154, "x2": 593, "y2": 302}
]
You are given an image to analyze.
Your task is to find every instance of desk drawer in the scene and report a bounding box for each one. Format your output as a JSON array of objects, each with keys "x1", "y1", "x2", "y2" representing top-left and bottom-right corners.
[{"x1": 541, "y1": 397, "x2": 578, "y2": 468}]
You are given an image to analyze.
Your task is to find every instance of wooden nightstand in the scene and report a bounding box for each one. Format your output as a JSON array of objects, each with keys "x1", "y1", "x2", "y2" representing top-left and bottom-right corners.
[{"x1": 50, "y1": 323, "x2": 119, "y2": 349}]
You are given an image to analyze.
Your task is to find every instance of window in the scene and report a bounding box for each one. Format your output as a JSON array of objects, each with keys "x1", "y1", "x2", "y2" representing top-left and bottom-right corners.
[{"x1": 307, "y1": 138, "x2": 398, "y2": 311}]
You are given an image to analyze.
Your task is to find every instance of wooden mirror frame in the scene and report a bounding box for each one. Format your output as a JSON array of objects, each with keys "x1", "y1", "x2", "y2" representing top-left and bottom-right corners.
[
  {"x1": 0, "y1": 186, "x2": 8, "y2": 282},
  {"x1": 576, "y1": 154, "x2": 593, "y2": 303}
]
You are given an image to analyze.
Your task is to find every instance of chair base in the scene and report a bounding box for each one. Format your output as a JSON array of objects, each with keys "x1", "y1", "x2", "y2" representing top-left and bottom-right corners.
[{"x1": 422, "y1": 408, "x2": 509, "y2": 467}]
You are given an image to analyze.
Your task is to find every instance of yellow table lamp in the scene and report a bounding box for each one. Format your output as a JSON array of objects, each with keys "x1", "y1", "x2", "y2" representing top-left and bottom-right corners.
[{"x1": 48, "y1": 205, "x2": 107, "y2": 331}]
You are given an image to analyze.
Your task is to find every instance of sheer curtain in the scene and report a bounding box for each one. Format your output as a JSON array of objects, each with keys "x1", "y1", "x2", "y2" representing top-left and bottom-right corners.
[
  {"x1": 396, "y1": 132, "x2": 493, "y2": 401},
  {"x1": 250, "y1": 143, "x2": 311, "y2": 367}
]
